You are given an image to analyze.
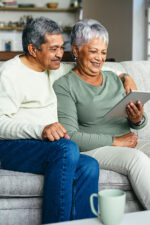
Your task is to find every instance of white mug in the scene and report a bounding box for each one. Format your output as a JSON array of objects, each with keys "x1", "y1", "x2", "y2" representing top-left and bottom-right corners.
[{"x1": 90, "y1": 189, "x2": 126, "y2": 225}]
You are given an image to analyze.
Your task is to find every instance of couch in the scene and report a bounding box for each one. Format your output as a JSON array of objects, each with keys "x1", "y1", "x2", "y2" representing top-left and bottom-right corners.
[{"x1": 0, "y1": 59, "x2": 150, "y2": 225}]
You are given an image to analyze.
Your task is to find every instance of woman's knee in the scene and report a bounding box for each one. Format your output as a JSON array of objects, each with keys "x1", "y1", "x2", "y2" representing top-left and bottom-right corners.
[
  {"x1": 123, "y1": 148, "x2": 150, "y2": 174},
  {"x1": 131, "y1": 149, "x2": 149, "y2": 165}
]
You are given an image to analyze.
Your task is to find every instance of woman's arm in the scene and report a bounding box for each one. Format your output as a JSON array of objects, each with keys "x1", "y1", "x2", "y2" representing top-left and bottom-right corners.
[
  {"x1": 119, "y1": 73, "x2": 148, "y2": 128},
  {"x1": 53, "y1": 79, "x2": 113, "y2": 152},
  {"x1": 126, "y1": 101, "x2": 148, "y2": 129},
  {"x1": 112, "y1": 133, "x2": 138, "y2": 148}
]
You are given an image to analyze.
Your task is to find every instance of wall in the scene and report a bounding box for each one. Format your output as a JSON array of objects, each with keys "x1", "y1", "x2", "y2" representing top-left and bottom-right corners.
[
  {"x1": 132, "y1": 0, "x2": 146, "y2": 60},
  {"x1": 83, "y1": 0, "x2": 133, "y2": 61}
]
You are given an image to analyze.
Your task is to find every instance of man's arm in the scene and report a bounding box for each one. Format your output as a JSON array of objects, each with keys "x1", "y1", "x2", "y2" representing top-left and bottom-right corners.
[
  {"x1": 0, "y1": 73, "x2": 44, "y2": 140},
  {"x1": 119, "y1": 73, "x2": 137, "y2": 94},
  {"x1": 0, "y1": 71, "x2": 69, "y2": 141}
]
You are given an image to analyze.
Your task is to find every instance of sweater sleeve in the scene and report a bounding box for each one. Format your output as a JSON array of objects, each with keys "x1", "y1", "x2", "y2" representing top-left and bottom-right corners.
[
  {"x1": 129, "y1": 112, "x2": 148, "y2": 130},
  {"x1": 53, "y1": 78, "x2": 113, "y2": 152},
  {"x1": 0, "y1": 74, "x2": 44, "y2": 140}
]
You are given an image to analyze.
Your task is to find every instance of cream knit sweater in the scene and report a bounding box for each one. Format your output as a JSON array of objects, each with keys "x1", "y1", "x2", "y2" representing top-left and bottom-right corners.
[{"x1": 0, "y1": 56, "x2": 73, "y2": 140}]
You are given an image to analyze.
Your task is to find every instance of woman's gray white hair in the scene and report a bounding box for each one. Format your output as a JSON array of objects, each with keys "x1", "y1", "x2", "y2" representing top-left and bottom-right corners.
[
  {"x1": 71, "y1": 19, "x2": 109, "y2": 48},
  {"x1": 22, "y1": 16, "x2": 62, "y2": 54}
]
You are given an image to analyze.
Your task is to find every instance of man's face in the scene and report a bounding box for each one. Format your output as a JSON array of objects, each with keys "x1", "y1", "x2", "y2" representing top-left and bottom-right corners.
[{"x1": 35, "y1": 33, "x2": 64, "y2": 71}]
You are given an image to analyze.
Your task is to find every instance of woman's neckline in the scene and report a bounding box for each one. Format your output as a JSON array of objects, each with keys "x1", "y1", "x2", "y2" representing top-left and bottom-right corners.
[
  {"x1": 72, "y1": 69, "x2": 103, "y2": 87},
  {"x1": 71, "y1": 70, "x2": 104, "y2": 88}
]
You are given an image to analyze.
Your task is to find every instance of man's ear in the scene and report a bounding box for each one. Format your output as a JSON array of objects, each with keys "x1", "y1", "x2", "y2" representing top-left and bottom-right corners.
[
  {"x1": 72, "y1": 45, "x2": 79, "y2": 59},
  {"x1": 28, "y1": 44, "x2": 37, "y2": 57}
]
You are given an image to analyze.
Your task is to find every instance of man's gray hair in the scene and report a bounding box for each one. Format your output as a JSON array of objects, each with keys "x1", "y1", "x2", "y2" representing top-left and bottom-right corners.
[
  {"x1": 71, "y1": 19, "x2": 109, "y2": 48},
  {"x1": 22, "y1": 17, "x2": 62, "y2": 54}
]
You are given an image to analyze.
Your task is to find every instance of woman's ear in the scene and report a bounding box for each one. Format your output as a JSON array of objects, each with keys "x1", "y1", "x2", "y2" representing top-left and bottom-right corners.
[
  {"x1": 28, "y1": 44, "x2": 37, "y2": 57},
  {"x1": 72, "y1": 45, "x2": 79, "y2": 59}
]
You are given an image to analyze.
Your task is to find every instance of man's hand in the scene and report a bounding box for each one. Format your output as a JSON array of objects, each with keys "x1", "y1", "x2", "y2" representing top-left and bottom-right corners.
[
  {"x1": 119, "y1": 73, "x2": 137, "y2": 94},
  {"x1": 126, "y1": 100, "x2": 144, "y2": 124},
  {"x1": 42, "y1": 122, "x2": 70, "y2": 141},
  {"x1": 112, "y1": 133, "x2": 138, "y2": 148}
]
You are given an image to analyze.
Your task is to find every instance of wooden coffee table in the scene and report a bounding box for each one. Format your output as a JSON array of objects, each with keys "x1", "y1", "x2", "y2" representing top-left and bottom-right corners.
[{"x1": 47, "y1": 210, "x2": 150, "y2": 225}]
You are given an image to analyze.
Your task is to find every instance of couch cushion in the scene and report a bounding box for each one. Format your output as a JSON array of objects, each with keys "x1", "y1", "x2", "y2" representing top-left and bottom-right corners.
[
  {"x1": 0, "y1": 198, "x2": 42, "y2": 210},
  {"x1": 0, "y1": 207, "x2": 41, "y2": 225},
  {"x1": 0, "y1": 168, "x2": 132, "y2": 197},
  {"x1": 0, "y1": 170, "x2": 43, "y2": 197},
  {"x1": 99, "y1": 169, "x2": 131, "y2": 191},
  {"x1": 102, "y1": 61, "x2": 126, "y2": 75}
]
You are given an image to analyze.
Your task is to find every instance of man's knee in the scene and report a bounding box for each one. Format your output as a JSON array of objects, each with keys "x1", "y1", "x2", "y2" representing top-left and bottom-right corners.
[
  {"x1": 48, "y1": 138, "x2": 80, "y2": 167},
  {"x1": 63, "y1": 139, "x2": 80, "y2": 166},
  {"x1": 80, "y1": 155, "x2": 99, "y2": 180}
]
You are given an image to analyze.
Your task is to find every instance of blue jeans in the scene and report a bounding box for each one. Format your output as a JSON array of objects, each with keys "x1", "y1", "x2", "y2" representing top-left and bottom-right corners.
[{"x1": 0, "y1": 138, "x2": 99, "y2": 224}]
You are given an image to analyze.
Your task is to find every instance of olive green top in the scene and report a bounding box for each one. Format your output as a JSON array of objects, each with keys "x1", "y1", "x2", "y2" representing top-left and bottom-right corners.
[{"x1": 53, "y1": 70, "x2": 147, "y2": 152}]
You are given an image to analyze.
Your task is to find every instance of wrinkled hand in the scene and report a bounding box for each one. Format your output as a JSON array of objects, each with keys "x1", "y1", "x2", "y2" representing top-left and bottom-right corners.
[
  {"x1": 126, "y1": 100, "x2": 144, "y2": 124},
  {"x1": 42, "y1": 122, "x2": 70, "y2": 141},
  {"x1": 119, "y1": 74, "x2": 137, "y2": 94},
  {"x1": 112, "y1": 132, "x2": 138, "y2": 148}
]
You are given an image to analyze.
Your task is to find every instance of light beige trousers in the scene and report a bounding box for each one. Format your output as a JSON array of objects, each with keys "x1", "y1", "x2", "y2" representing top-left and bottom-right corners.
[{"x1": 82, "y1": 140, "x2": 150, "y2": 209}]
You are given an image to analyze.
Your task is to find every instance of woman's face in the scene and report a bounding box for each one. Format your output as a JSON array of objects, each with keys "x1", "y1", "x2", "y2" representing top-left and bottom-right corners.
[{"x1": 74, "y1": 37, "x2": 107, "y2": 76}]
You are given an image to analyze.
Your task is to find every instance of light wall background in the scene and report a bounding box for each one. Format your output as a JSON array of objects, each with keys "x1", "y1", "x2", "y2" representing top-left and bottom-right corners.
[
  {"x1": 132, "y1": 0, "x2": 146, "y2": 60},
  {"x1": 83, "y1": 0, "x2": 146, "y2": 61}
]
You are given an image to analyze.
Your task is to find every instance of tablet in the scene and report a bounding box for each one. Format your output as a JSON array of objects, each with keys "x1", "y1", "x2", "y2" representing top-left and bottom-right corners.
[{"x1": 104, "y1": 90, "x2": 150, "y2": 117}]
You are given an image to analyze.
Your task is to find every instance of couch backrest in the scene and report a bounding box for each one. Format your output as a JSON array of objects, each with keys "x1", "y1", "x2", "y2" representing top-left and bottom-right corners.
[{"x1": 104, "y1": 61, "x2": 150, "y2": 92}]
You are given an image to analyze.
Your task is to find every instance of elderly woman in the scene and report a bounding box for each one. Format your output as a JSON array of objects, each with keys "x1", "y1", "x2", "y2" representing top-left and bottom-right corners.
[{"x1": 54, "y1": 19, "x2": 150, "y2": 210}]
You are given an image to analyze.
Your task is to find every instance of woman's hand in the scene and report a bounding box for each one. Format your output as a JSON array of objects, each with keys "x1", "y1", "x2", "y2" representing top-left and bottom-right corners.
[
  {"x1": 42, "y1": 122, "x2": 70, "y2": 141},
  {"x1": 112, "y1": 133, "x2": 138, "y2": 148},
  {"x1": 126, "y1": 100, "x2": 144, "y2": 124},
  {"x1": 119, "y1": 73, "x2": 137, "y2": 94}
]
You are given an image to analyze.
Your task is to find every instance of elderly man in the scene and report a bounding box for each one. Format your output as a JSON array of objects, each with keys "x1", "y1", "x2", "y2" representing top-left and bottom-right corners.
[{"x1": 0, "y1": 17, "x2": 99, "y2": 224}]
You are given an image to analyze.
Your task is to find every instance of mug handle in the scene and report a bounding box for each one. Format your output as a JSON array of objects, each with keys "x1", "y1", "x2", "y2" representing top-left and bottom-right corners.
[{"x1": 90, "y1": 193, "x2": 100, "y2": 217}]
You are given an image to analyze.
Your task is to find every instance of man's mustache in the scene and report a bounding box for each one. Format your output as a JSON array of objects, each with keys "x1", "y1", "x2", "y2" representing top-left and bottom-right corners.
[{"x1": 52, "y1": 57, "x2": 62, "y2": 61}]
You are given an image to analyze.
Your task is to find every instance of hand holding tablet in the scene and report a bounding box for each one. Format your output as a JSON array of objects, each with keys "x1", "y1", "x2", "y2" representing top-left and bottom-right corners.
[
  {"x1": 126, "y1": 100, "x2": 144, "y2": 124},
  {"x1": 104, "y1": 90, "x2": 150, "y2": 118}
]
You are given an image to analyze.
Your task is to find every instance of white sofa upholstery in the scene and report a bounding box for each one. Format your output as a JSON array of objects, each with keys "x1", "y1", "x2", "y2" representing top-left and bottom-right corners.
[{"x1": 0, "y1": 60, "x2": 150, "y2": 225}]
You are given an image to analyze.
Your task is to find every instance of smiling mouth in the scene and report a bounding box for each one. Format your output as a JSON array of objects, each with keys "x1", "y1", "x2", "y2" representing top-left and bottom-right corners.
[{"x1": 91, "y1": 62, "x2": 100, "y2": 67}]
